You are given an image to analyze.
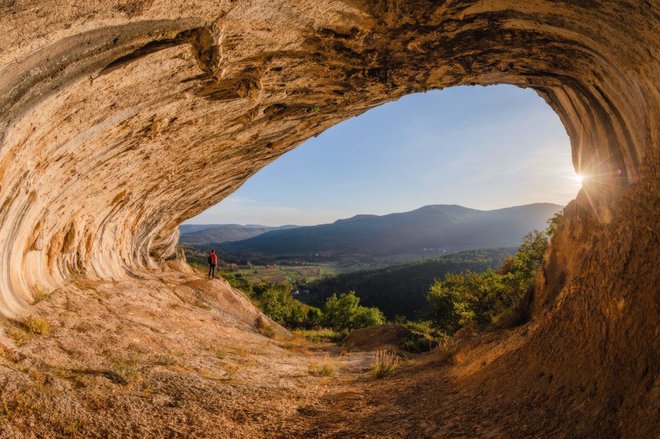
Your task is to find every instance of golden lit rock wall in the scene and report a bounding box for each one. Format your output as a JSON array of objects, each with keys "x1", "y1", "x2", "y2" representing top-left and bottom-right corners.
[{"x1": 0, "y1": 0, "x2": 657, "y2": 322}]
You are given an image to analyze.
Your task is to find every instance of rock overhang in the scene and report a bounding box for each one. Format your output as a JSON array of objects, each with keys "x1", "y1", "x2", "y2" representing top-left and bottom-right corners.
[{"x1": 0, "y1": 0, "x2": 657, "y2": 317}]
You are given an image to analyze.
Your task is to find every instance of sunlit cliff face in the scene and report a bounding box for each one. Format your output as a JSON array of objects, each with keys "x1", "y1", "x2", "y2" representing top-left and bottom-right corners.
[{"x1": 0, "y1": 0, "x2": 657, "y2": 316}]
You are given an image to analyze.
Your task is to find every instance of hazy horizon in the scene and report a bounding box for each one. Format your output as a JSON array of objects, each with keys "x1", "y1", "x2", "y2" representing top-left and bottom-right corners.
[
  {"x1": 183, "y1": 201, "x2": 565, "y2": 228},
  {"x1": 186, "y1": 85, "x2": 580, "y2": 226}
]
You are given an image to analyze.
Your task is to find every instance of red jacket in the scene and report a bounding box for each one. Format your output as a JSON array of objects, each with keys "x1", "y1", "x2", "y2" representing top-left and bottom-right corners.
[{"x1": 209, "y1": 253, "x2": 218, "y2": 264}]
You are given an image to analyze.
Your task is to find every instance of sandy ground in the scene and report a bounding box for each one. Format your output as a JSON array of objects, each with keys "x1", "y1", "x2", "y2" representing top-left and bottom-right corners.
[
  {"x1": 0, "y1": 267, "x2": 380, "y2": 438},
  {"x1": 0, "y1": 265, "x2": 634, "y2": 438}
]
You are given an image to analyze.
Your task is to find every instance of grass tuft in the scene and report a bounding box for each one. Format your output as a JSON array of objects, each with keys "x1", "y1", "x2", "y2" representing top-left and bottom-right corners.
[
  {"x1": 5, "y1": 326, "x2": 29, "y2": 347},
  {"x1": 194, "y1": 301, "x2": 213, "y2": 311},
  {"x1": 20, "y1": 316, "x2": 50, "y2": 336},
  {"x1": 31, "y1": 289, "x2": 50, "y2": 305},
  {"x1": 108, "y1": 355, "x2": 141, "y2": 385},
  {"x1": 293, "y1": 328, "x2": 342, "y2": 343},
  {"x1": 255, "y1": 316, "x2": 276, "y2": 338},
  {"x1": 154, "y1": 355, "x2": 176, "y2": 366},
  {"x1": 371, "y1": 349, "x2": 399, "y2": 379},
  {"x1": 308, "y1": 361, "x2": 337, "y2": 377}
]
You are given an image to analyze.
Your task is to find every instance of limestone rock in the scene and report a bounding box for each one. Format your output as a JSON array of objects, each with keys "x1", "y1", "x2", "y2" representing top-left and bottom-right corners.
[{"x1": 0, "y1": 1, "x2": 657, "y2": 436}]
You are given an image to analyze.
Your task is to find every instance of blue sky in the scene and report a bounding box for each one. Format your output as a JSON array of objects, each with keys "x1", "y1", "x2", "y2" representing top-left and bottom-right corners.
[{"x1": 187, "y1": 85, "x2": 579, "y2": 226}]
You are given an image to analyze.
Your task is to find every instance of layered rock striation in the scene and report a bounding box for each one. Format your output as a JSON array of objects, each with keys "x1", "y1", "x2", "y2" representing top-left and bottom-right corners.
[
  {"x1": 1, "y1": 1, "x2": 656, "y2": 314},
  {"x1": 0, "y1": 1, "x2": 658, "y2": 433}
]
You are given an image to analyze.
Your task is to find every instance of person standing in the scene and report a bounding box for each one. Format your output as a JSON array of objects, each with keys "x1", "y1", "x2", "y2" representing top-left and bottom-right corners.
[{"x1": 207, "y1": 250, "x2": 218, "y2": 279}]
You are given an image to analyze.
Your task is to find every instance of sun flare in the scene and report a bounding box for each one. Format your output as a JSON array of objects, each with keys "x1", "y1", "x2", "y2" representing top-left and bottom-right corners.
[{"x1": 574, "y1": 174, "x2": 585, "y2": 185}]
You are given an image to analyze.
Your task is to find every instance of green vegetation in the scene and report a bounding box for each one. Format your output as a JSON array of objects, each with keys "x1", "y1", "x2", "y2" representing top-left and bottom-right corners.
[
  {"x1": 221, "y1": 263, "x2": 339, "y2": 287},
  {"x1": 182, "y1": 245, "x2": 340, "y2": 285},
  {"x1": 218, "y1": 270, "x2": 253, "y2": 292},
  {"x1": 182, "y1": 212, "x2": 562, "y2": 349},
  {"x1": 322, "y1": 292, "x2": 385, "y2": 330},
  {"x1": 242, "y1": 283, "x2": 384, "y2": 333},
  {"x1": 305, "y1": 248, "x2": 515, "y2": 319},
  {"x1": 427, "y1": 212, "x2": 562, "y2": 333},
  {"x1": 397, "y1": 321, "x2": 446, "y2": 353},
  {"x1": 292, "y1": 328, "x2": 343, "y2": 343},
  {"x1": 249, "y1": 283, "x2": 323, "y2": 329}
]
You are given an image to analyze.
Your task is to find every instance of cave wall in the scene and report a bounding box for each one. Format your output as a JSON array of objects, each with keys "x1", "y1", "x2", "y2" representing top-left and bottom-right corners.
[{"x1": 0, "y1": 0, "x2": 657, "y2": 334}]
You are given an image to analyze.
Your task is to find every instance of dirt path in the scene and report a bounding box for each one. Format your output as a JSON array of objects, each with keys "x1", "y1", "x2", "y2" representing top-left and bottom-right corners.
[
  {"x1": 0, "y1": 269, "x2": 625, "y2": 438},
  {"x1": 284, "y1": 326, "x2": 592, "y2": 439},
  {"x1": 0, "y1": 269, "x2": 417, "y2": 438}
]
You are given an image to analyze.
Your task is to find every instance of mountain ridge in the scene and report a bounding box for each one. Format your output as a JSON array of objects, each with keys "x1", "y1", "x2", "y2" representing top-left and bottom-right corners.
[
  {"x1": 179, "y1": 224, "x2": 298, "y2": 245},
  {"x1": 189, "y1": 203, "x2": 562, "y2": 263}
]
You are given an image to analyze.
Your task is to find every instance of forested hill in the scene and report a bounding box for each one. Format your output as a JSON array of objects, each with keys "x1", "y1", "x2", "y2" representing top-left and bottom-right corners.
[
  {"x1": 219, "y1": 203, "x2": 561, "y2": 262},
  {"x1": 301, "y1": 248, "x2": 516, "y2": 319},
  {"x1": 179, "y1": 224, "x2": 297, "y2": 245}
]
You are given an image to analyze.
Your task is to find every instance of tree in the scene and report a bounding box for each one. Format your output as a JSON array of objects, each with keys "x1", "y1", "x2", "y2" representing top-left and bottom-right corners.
[
  {"x1": 426, "y1": 211, "x2": 565, "y2": 333},
  {"x1": 255, "y1": 282, "x2": 324, "y2": 329},
  {"x1": 323, "y1": 292, "x2": 358, "y2": 329},
  {"x1": 323, "y1": 291, "x2": 385, "y2": 330},
  {"x1": 305, "y1": 306, "x2": 324, "y2": 327},
  {"x1": 545, "y1": 211, "x2": 563, "y2": 237},
  {"x1": 352, "y1": 306, "x2": 386, "y2": 328},
  {"x1": 427, "y1": 271, "x2": 478, "y2": 332}
]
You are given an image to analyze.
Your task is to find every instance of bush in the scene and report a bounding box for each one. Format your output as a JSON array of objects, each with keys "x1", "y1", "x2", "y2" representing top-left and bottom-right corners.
[
  {"x1": 293, "y1": 328, "x2": 342, "y2": 343},
  {"x1": 323, "y1": 292, "x2": 385, "y2": 331},
  {"x1": 352, "y1": 306, "x2": 386, "y2": 329},
  {"x1": 220, "y1": 272, "x2": 253, "y2": 294},
  {"x1": 398, "y1": 321, "x2": 446, "y2": 353},
  {"x1": 253, "y1": 283, "x2": 323, "y2": 329},
  {"x1": 426, "y1": 212, "x2": 563, "y2": 334}
]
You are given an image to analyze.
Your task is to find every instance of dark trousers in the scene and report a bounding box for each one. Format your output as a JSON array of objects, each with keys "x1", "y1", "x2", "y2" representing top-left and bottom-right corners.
[{"x1": 208, "y1": 264, "x2": 216, "y2": 279}]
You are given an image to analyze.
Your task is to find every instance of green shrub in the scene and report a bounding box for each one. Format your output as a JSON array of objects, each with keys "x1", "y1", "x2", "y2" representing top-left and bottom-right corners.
[
  {"x1": 426, "y1": 212, "x2": 562, "y2": 334},
  {"x1": 398, "y1": 321, "x2": 446, "y2": 353},
  {"x1": 220, "y1": 272, "x2": 253, "y2": 294},
  {"x1": 323, "y1": 291, "x2": 385, "y2": 331},
  {"x1": 352, "y1": 306, "x2": 386, "y2": 329},
  {"x1": 293, "y1": 328, "x2": 342, "y2": 343},
  {"x1": 254, "y1": 283, "x2": 323, "y2": 329}
]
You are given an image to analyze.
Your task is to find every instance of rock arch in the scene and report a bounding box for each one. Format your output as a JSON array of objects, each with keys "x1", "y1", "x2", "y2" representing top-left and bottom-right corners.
[{"x1": 0, "y1": 1, "x2": 657, "y2": 434}]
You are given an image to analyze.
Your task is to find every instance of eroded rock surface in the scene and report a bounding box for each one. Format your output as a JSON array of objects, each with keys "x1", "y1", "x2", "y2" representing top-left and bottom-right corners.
[{"x1": 0, "y1": 1, "x2": 658, "y2": 437}]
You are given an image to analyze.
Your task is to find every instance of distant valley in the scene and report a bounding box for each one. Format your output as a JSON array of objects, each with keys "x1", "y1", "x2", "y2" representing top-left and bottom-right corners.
[
  {"x1": 179, "y1": 224, "x2": 297, "y2": 246},
  {"x1": 302, "y1": 248, "x2": 516, "y2": 319},
  {"x1": 181, "y1": 203, "x2": 562, "y2": 266}
]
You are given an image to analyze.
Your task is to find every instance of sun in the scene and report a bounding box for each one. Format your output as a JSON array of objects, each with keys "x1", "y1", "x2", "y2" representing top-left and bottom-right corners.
[{"x1": 574, "y1": 174, "x2": 585, "y2": 185}]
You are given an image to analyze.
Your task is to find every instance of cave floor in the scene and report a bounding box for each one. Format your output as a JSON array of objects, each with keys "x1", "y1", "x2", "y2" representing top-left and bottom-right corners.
[{"x1": 0, "y1": 268, "x2": 585, "y2": 438}]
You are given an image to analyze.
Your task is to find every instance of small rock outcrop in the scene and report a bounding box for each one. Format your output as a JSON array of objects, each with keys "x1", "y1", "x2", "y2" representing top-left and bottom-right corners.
[{"x1": 0, "y1": 1, "x2": 657, "y2": 436}]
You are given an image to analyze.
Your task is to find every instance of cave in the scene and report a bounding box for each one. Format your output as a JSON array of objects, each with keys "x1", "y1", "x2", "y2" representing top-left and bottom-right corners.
[{"x1": 0, "y1": 1, "x2": 657, "y2": 437}]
